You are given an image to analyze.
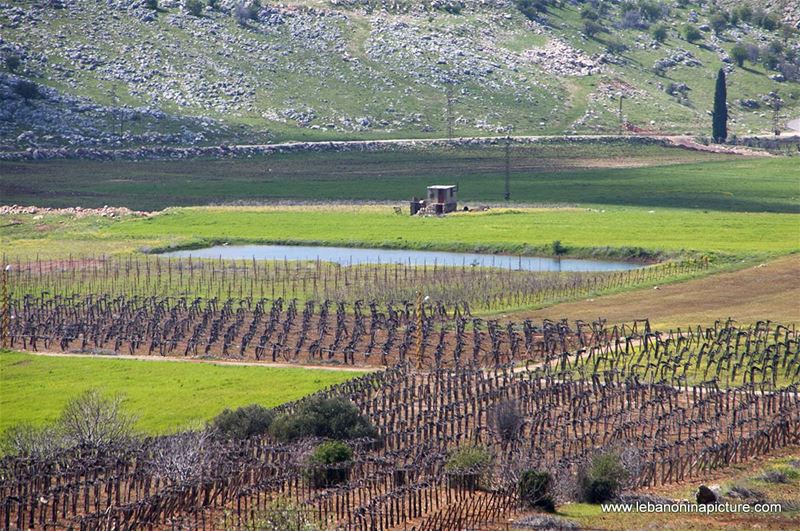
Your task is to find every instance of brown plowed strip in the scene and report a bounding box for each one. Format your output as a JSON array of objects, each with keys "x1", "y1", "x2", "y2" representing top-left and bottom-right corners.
[{"x1": 511, "y1": 254, "x2": 800, "y2": 329}]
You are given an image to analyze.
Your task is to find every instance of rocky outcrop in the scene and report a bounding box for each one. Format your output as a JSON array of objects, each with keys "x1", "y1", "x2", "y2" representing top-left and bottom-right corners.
[{"x1": 0, "y1": 135, "x2": 670, "y2": 161}]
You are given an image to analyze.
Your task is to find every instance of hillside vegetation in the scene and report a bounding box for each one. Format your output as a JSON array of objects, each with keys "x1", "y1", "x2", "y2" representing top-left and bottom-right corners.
[{"x1": 1, "y1": 0, "x2": 799, "y2": 149}]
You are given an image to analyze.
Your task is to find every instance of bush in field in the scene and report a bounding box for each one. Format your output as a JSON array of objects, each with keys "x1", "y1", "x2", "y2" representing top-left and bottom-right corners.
[
  {"x1": 13, "y1": 79, "x2": 40, "y2": 100},
  {"x1": 1, "y1": 424, "x2": 65, "y2": 459},
  {"x1": 249, "y1": 497, "x2": 321, "y2": 530},
  {"x1": 5, "y1": 53, "x2": 21, "y2": 72},
  {"x1": 731, "y1": 43, "x2": 748, "y2": 67},
  {"x1": 234, "y1": 2, "x2": 251, "y2": 25},
  {"x1": 606, "y1": 38, "x2": 628, "y2": 55},
  {"x1": 684, "y1": 24, "x2": 702, "y2": 43},
  {"x1": 652, "y1": 24, "x2": 668, "y2": 43},
  {"x1": 269, "y1": 396, "x2": 377, "y2": 442},
  {"x1": 583, "y1": 20, "x2": 604, "y2": 38},
  {"x1": 519, "y1": 470, "x2": 556, "y2": 512},
  {"x1": 185, "y1": 0, "x2": 204, "y2": 16},
  {"x1": 2, "y1": 389, "x2": 137, "y2": 456},
  {"x1": 579, "y1": 451, "x2": 629, "y2": 503},
  {"x1": 210, "y1": 404, "x2": 274, "y2": 440},
  {"x1": 306, "y1": 441, "x2": 353, "y2": 488},
  {"x1": 580, "y1": 6, "x2": 599, "y2": 21},
  {"x1": 59, "y1": 389, "x2": 137, "y2": 448},
  {"x1": 514, "y1": 0, "x2": 553, "y2": 20},
  {"x1": 489, "y1": 399, "x2": 524, "y2": 444},
  {"x1": 445, "y1": 444, "x2": 493, "y2": 489},
  {"x1": 709, "y1": 13, "x2": 727, "y2": 35}
]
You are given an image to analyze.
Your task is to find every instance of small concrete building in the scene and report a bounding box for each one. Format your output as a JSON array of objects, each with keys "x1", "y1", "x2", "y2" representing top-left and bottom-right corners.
[
  {"x1": 427, "y1": 185, "x2": 458, "y2": 213},
  {"x1": 410, "y1": 185, "x2": 458, "y2": 215}
]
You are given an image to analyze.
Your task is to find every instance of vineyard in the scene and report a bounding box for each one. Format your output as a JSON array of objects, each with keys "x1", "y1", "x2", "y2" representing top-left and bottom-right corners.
[
  {"x1": 1, "y1": 321, "x2": 798, "y2": 530},
  {"x1": 1, "y1": 252, "x2": 798, "y2": 530},
  {"x1": 2, "y1": 254, "x2": 708, "y2": 312}
]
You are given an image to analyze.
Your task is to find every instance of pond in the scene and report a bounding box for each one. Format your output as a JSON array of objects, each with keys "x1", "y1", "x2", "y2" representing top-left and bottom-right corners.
[{"x1": 161, "y1": 245, "x2": 642, "y2": 272}]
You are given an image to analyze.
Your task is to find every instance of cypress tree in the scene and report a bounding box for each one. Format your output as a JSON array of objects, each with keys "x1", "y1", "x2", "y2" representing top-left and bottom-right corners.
[{"x1": 712, "y1": 68, "x2": 728, "y2": 142}]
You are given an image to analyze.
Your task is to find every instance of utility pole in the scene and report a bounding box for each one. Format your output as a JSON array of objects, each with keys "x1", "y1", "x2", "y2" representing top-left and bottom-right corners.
[
  {"x1": 110, "y1": 85, "x2": 124, "y2": 138},
  {"x1": 445, "y1": 81, "x2": 455, "y2": 140},
  {"x1": 504, "y1": 134, "x2": 511, "y2": 202},
  {"x1": 771, "y1": 91, "x2": 783, "y2": 136},
  {"x1": 1, "y1": 264, "x2": 9, "y2": 349}
]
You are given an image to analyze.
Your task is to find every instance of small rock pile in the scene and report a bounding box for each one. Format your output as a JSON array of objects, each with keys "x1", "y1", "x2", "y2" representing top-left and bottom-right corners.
[
  {"x1": 0, "y1": 205, "x2": 152, "y2": 218},
  {"x1": 524, "y1": 39, "x2": 603, "y2": 77}
]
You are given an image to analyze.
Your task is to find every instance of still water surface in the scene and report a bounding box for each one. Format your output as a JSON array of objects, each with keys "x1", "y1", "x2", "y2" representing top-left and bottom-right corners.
[{"x1": 162, "y1": 245, "x2": 642, "y2": 272}]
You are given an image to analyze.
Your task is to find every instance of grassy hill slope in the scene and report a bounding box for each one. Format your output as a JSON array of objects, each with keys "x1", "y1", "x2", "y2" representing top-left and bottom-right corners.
[{"x1": 1, "y1": 0, "x2": 799, "y2": 148}]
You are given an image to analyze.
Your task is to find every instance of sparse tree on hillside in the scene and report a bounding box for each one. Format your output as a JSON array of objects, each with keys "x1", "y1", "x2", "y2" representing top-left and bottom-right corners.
[
  {"x1": 234, "y1": 2, "x2": 250, "y2": 25},
  {"x1": 652, "y1": 24, "x2": 668, "y2": 43},
  {"x1": 712, "y1": 68, "x2": 728, "y2": 143},
  {"x1": 13, "y1": 79, "x2": 40, "y2": 101},
  {"x1": 730, "y1": 43, "x2": 747, "y2": 67},
  {"x1": 583, "y1": 20, "x2": 604, "y2": 38},
  {"x1": 709, "y1": 13, "x2": 727, "y2": 35},
  {"x1": 59, "y1": 389, "x2": 137, "y2": 448},
  {"x1": 684, "y1": 24, "x2": 702, "y2": 43},
  {"x1": 186, "y1": 0, "x2": 204, "y2": 16},
  {"x1": 5, "y1": 53, "x2": 21, "y2": 72}
]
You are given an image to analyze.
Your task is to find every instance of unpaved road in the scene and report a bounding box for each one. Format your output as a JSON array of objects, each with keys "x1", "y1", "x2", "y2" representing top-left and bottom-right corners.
[{"x1": 15, "y1": 350, "x2": 380, "y2": 372}]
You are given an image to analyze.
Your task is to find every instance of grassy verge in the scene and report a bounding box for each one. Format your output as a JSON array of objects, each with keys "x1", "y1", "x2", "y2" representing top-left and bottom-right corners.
[
  {"x1": 3, "y1": 206, "x2": 798, "y2": 259},
  {"x1": 98, "y1": 206, "x2": 800, "y2": 257},
  {"x1": 0, "y1": 351, "x2": 363, "y2": 435}
]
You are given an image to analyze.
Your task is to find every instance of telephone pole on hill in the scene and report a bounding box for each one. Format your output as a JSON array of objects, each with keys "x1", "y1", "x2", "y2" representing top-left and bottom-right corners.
[
  {"x1": 445, "y1": 81, "x2": 455, "y2": 140},
  {"x1": 504, "y1": 134, "x2": 511, "y2": 202}
]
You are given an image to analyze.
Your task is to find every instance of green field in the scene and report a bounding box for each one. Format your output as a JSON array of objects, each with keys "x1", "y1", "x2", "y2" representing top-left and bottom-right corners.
[
  {"x1": 3, "y1": 205, "x2": 797, "y2": 261},
  {"x1": 2, "y1": 144, "x2": 799, "y2": 212},
  {"x1": 0, "y1": 351, "x2": 363, "y2": 434}
]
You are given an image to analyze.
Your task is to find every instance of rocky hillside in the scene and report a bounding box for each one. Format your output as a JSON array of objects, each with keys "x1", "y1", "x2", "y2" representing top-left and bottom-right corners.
[{"x1": 1, "y1": 0, "x2": 798, "y2": 150}]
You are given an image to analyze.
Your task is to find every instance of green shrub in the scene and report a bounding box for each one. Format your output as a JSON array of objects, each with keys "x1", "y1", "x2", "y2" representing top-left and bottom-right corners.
[
  {"x1": 13, "y1": 79, "x2": 40, "y2": 100},
  {"x1": 307, "y1": 441, "x2": 353, "y2": 488},
  {"x1": 210, "y1": 404, "x2": 274, "y2": 440},
  {"x1": 5, "y1": 54, "x2": 21, "y2": 72},
  {"x1": 514, "y1": 0, "x2": 552, "y2": 20},
  {"x1": 684, "y1": 24, "x2": 702, "y2": 43},
  {"x1": 605, "y1": 39, "x2": 628, "y2": 55},
  {"x1": 445, "y1": 444, "x2": 493, "y2": 489},
  {"x1": 269, "y1": 396, "x2": 377, "y2": 443},
  {"x1": 580, "y1": 7, "x2": 598, "y2": 21},
  {"x1": 731, "y1": 43, "x2": 747, "y2": 67},
  {"x1": 652, "y1": 24, "x2": 668, "y2": 43},
  {"x1": 185, "y1": 0, "x2": 204, "y2": 16},
  {"x1": 551, "y1": 240, "x2": 567, "y2": 256},
  {"x1": 709, "y1": 13, "x2": 727, "y2": 35},
  {"x1": 145, "y1": 0, "x2": 158, "y2": 9},
  {"x1": 518, "y1": 470, "x2": 555, "y2": 512},
  {"x1": 579, "y1": 451, "x2": 629, "y2": 503},
  {"x1": 583, "y1": 20, "x2": 604, "y2": 38}
]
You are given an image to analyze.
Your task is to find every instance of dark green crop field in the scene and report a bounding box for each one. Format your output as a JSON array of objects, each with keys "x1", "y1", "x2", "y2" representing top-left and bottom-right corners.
[{"x1": 3, "y1": 143, "x2": 798, "y2": 212}]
